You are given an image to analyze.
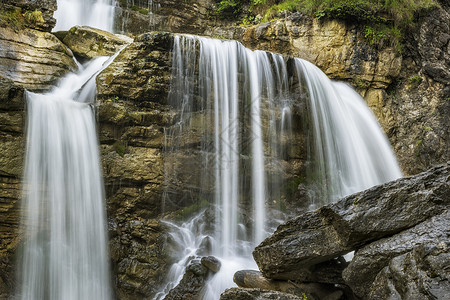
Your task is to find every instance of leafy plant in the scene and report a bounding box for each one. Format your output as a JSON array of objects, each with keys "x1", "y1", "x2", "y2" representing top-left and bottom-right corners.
[{"x1": 409, "y1": 75, "x2": 423, "y2": 87}]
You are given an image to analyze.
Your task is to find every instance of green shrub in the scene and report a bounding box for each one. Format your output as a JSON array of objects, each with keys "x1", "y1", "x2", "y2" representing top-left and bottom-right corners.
[{"x1": 409, "y1": 75, "x2": 423, "y2": 87}]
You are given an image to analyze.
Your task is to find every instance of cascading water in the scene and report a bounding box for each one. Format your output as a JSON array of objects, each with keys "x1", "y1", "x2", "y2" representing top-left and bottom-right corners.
[
  {"x1": 53, "y1": 0, "x2": 116, "y2": 32},
  {"x1": 295, "y1": 59, "x2": 403, "y2": 203},
  {"x1": 18, "y1": 57, "x2": 113, "y2": 299},
  {"x1": 158, "y1": 35, "x2": 402, "y2": 299}
]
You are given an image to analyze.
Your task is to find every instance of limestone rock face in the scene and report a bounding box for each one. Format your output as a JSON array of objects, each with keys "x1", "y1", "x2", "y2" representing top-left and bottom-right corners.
[
  {"x1": 55, "y1": 26, "x2": 133, "y2": 60},
  {"x1": 96, "y1": 32, "x2": 176, "y2": 298},
  {"x1": 242, "y1": 16, "x2": 401, "y2": 90},
  {"x1": 0, "y1": 77, "x2": 24, "y2": 298},
  {"x1": 253, "y1": 163, "x2": 449, "y2": 279},
  {"x1": 0, "y1": 26, "x2": 77, "y2": 91},
  {"x1": 2, "y1": 0, "x2": 57, "y2": 32},
  {"x1": 380, "y1": 5, "x2": 450, "y2": 175},
  {"x1": 115, "y1": 0, "x2": 233, "y2": 36},
  {"x1": 109, "y1": 219, "x2": 172, "y2": 299},
  {"x1": 369, "y1": 240, "x2": 450, "y2": 299}
]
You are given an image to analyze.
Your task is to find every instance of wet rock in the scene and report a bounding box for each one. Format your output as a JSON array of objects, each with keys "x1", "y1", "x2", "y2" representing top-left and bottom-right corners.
[
  {"x1": 220, "y1": 288, "x2": 303, "y2": 300},
  {"x1": 163, "y1": 259, "x2": 209, "y2": 300},
  {"x1": 201, "y1": 256, "x2": 221, "y2": 273},
  {"x1": 343, "y1": 210, "x2": 450, "y2": 298},
  {"x1": 369, "y1": 241, "x2": 450, "y2": 299},
  {"x1": 97, "y1": 31, "x2": 173, "y2": 103},
  {"x1": 55, "y1": 26, "x2": 132, "y2": 60},
  {"x1": 0, "y1": 77, "x2": 25, "y2": 297},
  {"x1": 0, "y1": 26, "x2": 77, "y2": 91},
  {"x1": 109, "y1": 219, "x2": 172, "y2": 299},
  {"x1": 233, "y1": 270, "x2": 345, "y2": 299},
  {"x1": 253, "y1": 163, "x2": 449, "y2": 279}
]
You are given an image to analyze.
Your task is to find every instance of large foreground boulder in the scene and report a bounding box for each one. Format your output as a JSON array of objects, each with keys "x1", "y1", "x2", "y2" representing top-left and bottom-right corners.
[
  {"x1": 253, "y1": 163, "x2": 449, "y2": 280},
  {"x1": 251, "y1": 163, "x2": 449, "y2": 299}
]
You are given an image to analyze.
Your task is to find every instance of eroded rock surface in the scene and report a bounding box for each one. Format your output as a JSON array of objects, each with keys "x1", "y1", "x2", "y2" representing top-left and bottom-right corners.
[
  {"x1": 55, "y1": 26, "x2": 133, "y2": 60},
  {"x1": 220, "y1": 288, "x2": 303, "y2": 300},
  {"x1": 343, "y1": 210, "x2": 450, "y2": 298},
  {"x1": 0, "y1": 26, "x2": 77, "y2": 91},
  {"x1": 0, "y1": 77, "x2": 24, "y2": 298}
]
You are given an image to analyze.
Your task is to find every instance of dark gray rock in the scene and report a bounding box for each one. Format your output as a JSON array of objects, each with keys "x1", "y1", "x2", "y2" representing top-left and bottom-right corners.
[
  {"x1": 369, "y1": 240, "x2": 450, "y2": 299},
  {"x1": 253, "y1": 163, "x2": 449, "y2": 279},
  {"x1": 343, "y1": 210, "x2": 450, "y2": 298},
  {"x1": 163, "y1": 259, "x2": 209, "y2": 300},
  {"x1": 220, "y1": 288, "x2": 303, "y2": 300},
  {"x1": 233, "y1": 270, "x2": 345, "y2": 299},
  {"x1": 201, "y1": 256, "x2": 221, "y2": 273}
]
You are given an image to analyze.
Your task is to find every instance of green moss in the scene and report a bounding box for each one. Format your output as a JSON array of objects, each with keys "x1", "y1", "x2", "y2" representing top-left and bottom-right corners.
[
  {"x1": 24, "y1": 10, "x2": 44, "y2": 24},
  {"x1": 113, "y1": 140, "x2": 126, "y2": 157},
  {"x1": 0, "y1": 8, "x2": 45, "y2": 30},
  {"x1": 286, "y1": 176, "x2": 305, "y2": 198},
  {"x1": 174, "y1": 199, "x2": 210, "y2": 221},
  {"x1": 409, "y1": 75, "x2": 423, "y2": 87},
  {"x1": 0, "y1": 8, "x2": 26, "y2": 29}
]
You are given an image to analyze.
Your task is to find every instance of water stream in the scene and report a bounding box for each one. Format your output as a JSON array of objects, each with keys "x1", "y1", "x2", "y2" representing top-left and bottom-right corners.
[
  {"x1": 18, "y1": 1, "x2": 119, "y2": 298},
  {"x1": 157, "y1": 35, "x2": 402, "y2": 299},
  {"x1": 54, "y1": 0, "x2": 116, "y2": 32}
]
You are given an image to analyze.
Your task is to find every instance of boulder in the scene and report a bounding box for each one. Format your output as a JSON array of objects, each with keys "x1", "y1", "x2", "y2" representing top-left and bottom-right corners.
[
  {"x1": 343, "y1": 210, "x2": 450, "y2": 298},
  {"x1": 220, "y1": 288, "x2": 303, "y2": 300},
  {"x1": 253, "y1": 163, "x2": 449, "y2": 279},
  {"x1": 233, "y1": 270, "x2": 344, "y2": 299},
  {"x1": 369, "y1": 241, "x2": 450, "y2": 299},
  {"x1": 55, "y1": 26, "x2": 132, "y2": 60},
  {"x1": 163, "y1": 259, "x2": 209, "y2": 300},
  {"x1": 201, "y1": 256, "x2": 221, "y2": 273},
  {"x1": 0, "y1": 26, "x2": 77, "y2": 91}
]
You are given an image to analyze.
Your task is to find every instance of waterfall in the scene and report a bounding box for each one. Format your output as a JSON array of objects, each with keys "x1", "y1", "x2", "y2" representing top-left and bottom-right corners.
[
  {"x1": 17, "y1": 55, "x2": 116, "y2": 299},
  {"x1": 158, "y1": 35, "x2": 402, "y2": 299},
  {"x1": 53, "y1": 0, "x2": 116, "y2": 32},
  {"x1": 295, "y1": 59, "x2": 402, "y2": 203}
]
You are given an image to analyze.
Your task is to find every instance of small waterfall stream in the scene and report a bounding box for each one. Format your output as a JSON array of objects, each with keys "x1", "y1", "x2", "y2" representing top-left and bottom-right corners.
[
  {"x1": 158, "y1": 35, "x2": 402, "y2": 299},
  {"x1": 18, "y1": 57, "x2": 115, "y2": 299},
  {"x1": 54, "y1": 0, "x2": 116, "y2": 32},
  {"x1": 18, "y1": 1, "x2": 120, "y2": 298}
]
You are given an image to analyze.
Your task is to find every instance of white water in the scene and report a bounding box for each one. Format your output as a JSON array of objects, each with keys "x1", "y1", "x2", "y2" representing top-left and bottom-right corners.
[
  {"x1": 17, "y1": 56, "x2": 115, "y2": 299},
  {"x1": 295, "y1": 59, "x2": 402, "y2": 203},
  {"x1": 54, "y1": 0, "x2": 116, "y2": 32},
  {"x1": 158, "y1": 35, "x2": 402, "y2": 299}
]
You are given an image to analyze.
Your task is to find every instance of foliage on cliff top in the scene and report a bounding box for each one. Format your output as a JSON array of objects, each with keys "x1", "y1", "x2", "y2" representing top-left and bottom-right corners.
[
  {"x1": 215, "y1": 0, "x2": 437, "y2": 27},
  {"x1": 215, "y1": 0, "x2": 437, "y2": 51}
]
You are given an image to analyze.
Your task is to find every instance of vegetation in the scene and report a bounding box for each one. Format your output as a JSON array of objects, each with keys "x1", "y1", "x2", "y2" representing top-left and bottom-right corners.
[
  {"x1": 409, "y1": 75, "x2": 423, "y2": 87},
  {"x1": 0, "y1": 8, "x2": 44, "y2": 30},
  {"x1": 214, "y1": 0, "x2": 437, "y2": 50}
]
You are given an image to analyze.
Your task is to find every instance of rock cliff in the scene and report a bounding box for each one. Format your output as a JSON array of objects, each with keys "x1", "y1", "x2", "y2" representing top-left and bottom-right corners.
[{"x1": 0, "y1": 0, "x2": 448, "y2": 298}]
